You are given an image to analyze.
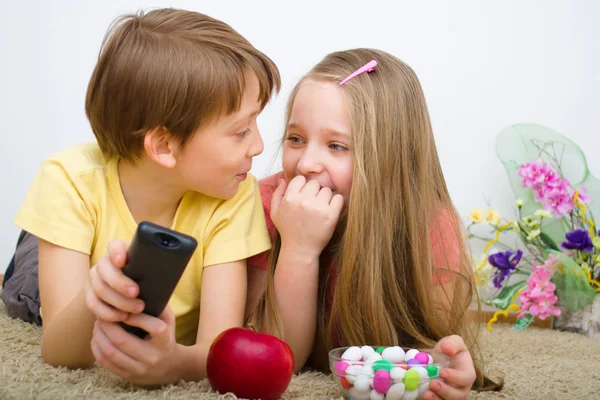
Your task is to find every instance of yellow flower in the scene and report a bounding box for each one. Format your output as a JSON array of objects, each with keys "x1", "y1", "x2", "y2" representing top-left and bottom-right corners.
[
  {"x1": 512, "y1": 221, "x2": 521, "y2": 233},
  {"x1": 593, "y1": 237, "x2": 600, "y2": 249},
  {"x1": 472, "y1": 254, "x2": 493, "y2": 288},
  {"x1": 485, "y1": 209, "x2": 502, "y2": 226},
  {"x1": 581, "y1": 262, "x2": 590, "y2": 272},
  {"x1": 468, "y1": 208, "x2": 486, "y2": 223},
  {"x1": 528, "y1": 220, "x2": 541, "y2": 229},
  {"x1": 534, "y1": 209, "x2": 552, "y2": 219},
  {"x1": 527, "y1": 229, "x2": 541, "y2": 241},
  {"x1": 516, "y1": 199, "x2": 524, "y2": 208}
]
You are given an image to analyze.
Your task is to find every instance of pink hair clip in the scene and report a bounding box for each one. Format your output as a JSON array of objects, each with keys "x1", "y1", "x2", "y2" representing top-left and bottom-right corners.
[{"x1": 339, "y1": 59, "x2": 378, "y2": 86}]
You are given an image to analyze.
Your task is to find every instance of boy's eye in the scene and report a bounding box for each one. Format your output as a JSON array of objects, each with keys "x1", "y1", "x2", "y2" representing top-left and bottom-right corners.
[{"x1": 237, "y1": 129, "x2": 250, "y2": 138}]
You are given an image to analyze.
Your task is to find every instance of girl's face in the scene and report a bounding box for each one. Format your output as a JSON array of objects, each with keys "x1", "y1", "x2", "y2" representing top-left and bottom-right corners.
[{"x1": 282, "y1": 80, "x2": 353, "y2": 201}]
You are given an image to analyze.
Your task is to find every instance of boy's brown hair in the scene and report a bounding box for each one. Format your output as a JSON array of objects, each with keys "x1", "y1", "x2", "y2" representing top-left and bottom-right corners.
[{"x1": 85, "y1": 8, "x2": 281, "y2": 161}]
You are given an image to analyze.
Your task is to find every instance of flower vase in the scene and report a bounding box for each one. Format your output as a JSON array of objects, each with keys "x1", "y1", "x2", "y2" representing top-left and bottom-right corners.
[{"x1": 552, "y1": 294, "x2": 600, "y2": 338}]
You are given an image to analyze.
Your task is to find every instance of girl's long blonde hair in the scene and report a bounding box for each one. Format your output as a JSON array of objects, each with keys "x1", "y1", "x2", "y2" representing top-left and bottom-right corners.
[{"x1": 251, "y1": 49, "x2": 501, "y2": 391}]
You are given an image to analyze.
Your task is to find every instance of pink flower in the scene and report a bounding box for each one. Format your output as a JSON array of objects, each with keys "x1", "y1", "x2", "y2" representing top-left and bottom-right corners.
[
  {"x1": 576, "y1": 187, "x2": 592, "y2": 204},
  {"x1": 542, "y1": 189, "x2": 574, "y2": 217},
  {"x1": 543, "y1": 254, "x2": 561, "y2": 274},
  {"x1": 529, "y1": 292, "x2": 561, "y2": 320},
  {"x1": 518, "y1": 160, "x2": 552, "y2": 188}
]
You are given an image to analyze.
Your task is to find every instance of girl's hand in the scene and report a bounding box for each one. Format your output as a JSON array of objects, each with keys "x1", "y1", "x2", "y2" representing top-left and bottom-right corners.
[
  {"x1": 85, "y1": 240, "x2": 144, "y2": 321},
  {"x1": 270, "y1": 175, "x2": 344, "y2": 258},
  {"x1": 423, "y1": 335, "x2": 476, "y2": 400},
  {"x1": 91, "y1": 306, "x2": 181, "y2": 386}
]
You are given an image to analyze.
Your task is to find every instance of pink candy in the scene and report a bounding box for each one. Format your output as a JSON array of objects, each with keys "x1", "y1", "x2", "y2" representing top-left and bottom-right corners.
[
  {"x1": 334, "y1": 361, "x2": 350, "y2": 377},
  {"x1": 415, "y1": 352, "x2": 430, "y2": 364},
  {"x1": 373, "y1": 369, "x2": 391, "y2": 394}
]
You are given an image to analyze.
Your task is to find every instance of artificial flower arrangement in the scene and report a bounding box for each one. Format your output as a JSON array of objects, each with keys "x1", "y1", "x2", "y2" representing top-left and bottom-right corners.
[{"x1": 468, "y1": 140, "x2": 600, "y2": 332}]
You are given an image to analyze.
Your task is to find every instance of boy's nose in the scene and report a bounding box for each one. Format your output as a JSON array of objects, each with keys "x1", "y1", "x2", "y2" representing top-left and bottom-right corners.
[{"x1": 248, "y1": 130, "x2": 264, "y2": 157}]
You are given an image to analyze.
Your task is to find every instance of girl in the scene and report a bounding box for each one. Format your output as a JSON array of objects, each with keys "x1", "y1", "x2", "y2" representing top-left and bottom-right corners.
[{"x1": 247, "y1": 49, "x2": 502, "y2": 399}]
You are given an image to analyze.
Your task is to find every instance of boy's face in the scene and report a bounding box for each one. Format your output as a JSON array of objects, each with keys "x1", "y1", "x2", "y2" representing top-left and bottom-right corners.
[
  {"x1": 174, "y1": 70, "x2": 264, "y2": 199},
  {"x1": 282, "y1": 79, "x2": 353, "y2": 201}
]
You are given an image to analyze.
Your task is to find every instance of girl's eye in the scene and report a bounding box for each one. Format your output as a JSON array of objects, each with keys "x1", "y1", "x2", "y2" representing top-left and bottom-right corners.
[
  {"x1": 329, "y1": 143, "x2": 348, "y2": 151},
  {"x1": 286, "y1": 135, "x2": 304, "y2": 144}
]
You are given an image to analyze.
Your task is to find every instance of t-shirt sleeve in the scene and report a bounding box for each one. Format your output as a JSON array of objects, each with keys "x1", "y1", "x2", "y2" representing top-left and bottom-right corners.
[
  {"x1": 14, "y1": 158, "x2": 95, "y2": 254},
  {"x1": 430, "y1": 209, "x2": 462, "y2": 285},
  {"x1": 246, "y1": 174, "x2": 281, "y2": 270},
  {"x1": 203, "y1": 174, "x2": 272, "y2": 267}
]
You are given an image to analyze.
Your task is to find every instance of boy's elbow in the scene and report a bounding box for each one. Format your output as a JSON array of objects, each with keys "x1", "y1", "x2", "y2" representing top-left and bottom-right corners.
[{"x1": 41, "y1": 344, "x2": 95, "y2": 370}]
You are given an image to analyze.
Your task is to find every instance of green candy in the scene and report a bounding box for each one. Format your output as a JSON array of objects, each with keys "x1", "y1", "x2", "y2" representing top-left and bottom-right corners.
[
  {"x1": 372, "y1": 359, "x2": 393, "y2": 371},
  {"x1": 425, "y1": 365, "x2": 439, "y2": 377},
  {"x1": 375, "y1": 347, "x2": 385, "y2": 354},
  {"x1": 404, "y1": 368, "x2": 420, "y2": 391}
]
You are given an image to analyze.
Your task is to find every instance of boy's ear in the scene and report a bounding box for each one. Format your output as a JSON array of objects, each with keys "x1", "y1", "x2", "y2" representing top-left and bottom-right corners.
[{"x1": 143, "y1": 127, "x2": 178, "y2": 168}]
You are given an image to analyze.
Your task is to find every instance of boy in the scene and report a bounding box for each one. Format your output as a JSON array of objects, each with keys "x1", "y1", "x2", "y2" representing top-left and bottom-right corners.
[{"x1": 8, "y1": 8, "x2": 280, "y2": 385}]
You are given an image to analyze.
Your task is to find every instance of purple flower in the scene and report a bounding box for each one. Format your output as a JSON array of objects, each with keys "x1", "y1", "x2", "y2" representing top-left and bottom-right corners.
[
  {"x1": 561, "y1": 229, "x2": 594, "y2": 252},
  {"x1": 488, "y1": 250, "x2": 523, "y2": 288}
]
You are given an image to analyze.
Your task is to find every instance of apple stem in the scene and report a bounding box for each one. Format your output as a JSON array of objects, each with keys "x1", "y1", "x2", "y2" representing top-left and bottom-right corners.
[{"x1": 246, "y1": 323, "x2": 256, "y2": 332}]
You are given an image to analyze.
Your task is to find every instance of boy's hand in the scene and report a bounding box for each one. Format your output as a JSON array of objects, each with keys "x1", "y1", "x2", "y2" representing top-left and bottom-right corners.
[
  {"x1": 91, "y1": 306, "x2": 180, "y2": 386},
  {"x1": 270, "y1": 176, "x2": 344, "y2": 258},
  {"x1": 85, "y1": 240, "x2": 144, "y2": 321},
  {"x1": 423, "y1": 335, "x2": 476, "y2": 400}
]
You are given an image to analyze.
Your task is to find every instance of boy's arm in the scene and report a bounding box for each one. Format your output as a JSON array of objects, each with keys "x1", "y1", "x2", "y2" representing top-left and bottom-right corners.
[
  {"x1": 38, "y1": 239, "x2": 96, "y2": 368},
  {"x1": 174, "y1": 259, "x2": 247, "y2": 381}
]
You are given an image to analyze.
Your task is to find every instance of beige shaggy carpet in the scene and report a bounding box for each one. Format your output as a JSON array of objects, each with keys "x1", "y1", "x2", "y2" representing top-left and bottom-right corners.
[{"x1": 1, "y1": 296, "x2": 599, "y2": 399}]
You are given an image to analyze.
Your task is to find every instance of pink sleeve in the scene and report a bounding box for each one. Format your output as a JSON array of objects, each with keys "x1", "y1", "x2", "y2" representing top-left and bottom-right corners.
[
  {"x1": 247, "y1": 173, "x2": 282, "y2": 270},
  {"x1": 430, "y1": 209, "x2": 461, "y2": 285}
]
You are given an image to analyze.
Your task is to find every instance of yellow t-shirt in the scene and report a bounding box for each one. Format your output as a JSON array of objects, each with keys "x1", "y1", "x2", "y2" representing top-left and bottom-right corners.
[{"x1": 14, "y1": 143, "x2": 271, "y2": 345}]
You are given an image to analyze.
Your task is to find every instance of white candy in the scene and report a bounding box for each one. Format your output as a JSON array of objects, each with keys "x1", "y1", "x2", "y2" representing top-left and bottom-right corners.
[
  {"x1": 404, "y1": 349, "x2": 420, "y2": 361},
  {"x1": 401, "y1": 389, "x2": 420, "y2": 400},
  {"x1": 361, "y1": 345, "x2": 376, "y2": 360},
  {"x1": 411, "y1": 366, "x2": 429, "y2": 380},
  {"x1": 381, "y1": 346, "x2": 405, "y2": 363},
  {"x1": 348, "y1": 387, "x2": 370, "y2": 400},
  {"x1": 418, "y1": 382, "x2": 430, "y2": 397},
  {"x1": 342, "y1": 346, "x2": 363, "y2": 361},
  {"x1": 369, "y1": 389, "x2": 385, "y2": 400},
  {"x1": 385, "y1": 383, "x2": 406, "y2": 400},
  {"x1": 428, "y1": 354, "x2": 433, "y2": 364},
  {"x1": 361, "y1": 364, "x2": 374, "y2": 377},
  {"x1": 366, "y1": 352, "x2": 383, "y2": 363},
  {"x1": 390, "y1": 367, "x2": 406, "y2": 383},
  {"x1": 354, "y1": 377, "x2": 371, "y2": 393},
  {"x1": 345, "y1": 365, "x2": 363, "y2": 384}
]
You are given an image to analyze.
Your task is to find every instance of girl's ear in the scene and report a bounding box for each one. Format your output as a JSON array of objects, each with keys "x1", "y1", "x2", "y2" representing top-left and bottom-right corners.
[{"x1": 143, "y1": 127, "x2": 178, "y2": 168}]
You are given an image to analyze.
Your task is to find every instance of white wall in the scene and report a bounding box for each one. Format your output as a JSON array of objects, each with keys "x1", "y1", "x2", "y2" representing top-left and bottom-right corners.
[{"x1": 1, "y1": 0, "x2": 599, "y2": 272}]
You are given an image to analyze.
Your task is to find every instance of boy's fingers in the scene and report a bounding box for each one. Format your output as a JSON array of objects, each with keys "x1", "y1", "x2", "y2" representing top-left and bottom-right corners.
[
  {"x1": 107, "y1": 240, "x2": 130, "y2": 268},
  {"x1": 95, "y1": 257, "x2": 140, "y2": 299},
  {"x1": 85, "y1": 282, "x2": 129, "y2": 321},
  {"x1": 439, "y1": 368, "x2": 477, "y2": 389}
]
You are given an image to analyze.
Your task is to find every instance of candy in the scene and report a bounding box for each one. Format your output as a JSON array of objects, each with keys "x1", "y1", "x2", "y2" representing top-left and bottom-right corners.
[
  {"x1": 373, "y1": 369, "x2": 391, "y2": 394},
  {"x1": 361, "y1": 364, "x2": 374, "y2": 377},
  {"x1": 385, "y1": 383, "x2": 406, "y2": 400},
  {"x1": 361, "y1": 345, "x2": 376, "y2": 360},
  {"x1": 418, "y1": 382, "x2": 430, "y2": 397},
  {"x1": 340, "y1": 377, "x2": 352, "y2": 389},
  {"x1": 334, "y1": 361, "x2": 350, "y2": 377},
  {"x1": 406, "y1": 358, "x2": 422, "y2": 368},
  {"x1": 372, "y1": 359, "x2": 393, "y2": 372},
  {"x1": 354, "y1": 376, "x2": 371, "y2": 393},
  {"x1": 342, "y1": 346, "x2": 363, "y2": 361},
  {"x1": 404, "y1": 349, "x2": 420, "y2": 361},
  {"x1": 369, "y1": 389, "x2": 385, "y2": 400},
  {"x1": 428, "y1": 354, "x2": 433, "y2": 364},
  {"x1": 381, "y1": 346, "x2": 405, "y2": 363},
  {"x1": 348, "y1": 387, "x2": 370, "y2": 400},
  {"x1": 425, "y1": 365, "x2": 439, "y2": 377},
  {"x1": 390, "y1": 366, "x2": 406, "y2": 383},
  {"x1": 375, "y1": 347, "x2": 386, "y2": 354},
  {"x1": 411, "y1": 366, "x2": 429, "y2": 380},
  {"x1": 415, "y1": 352, "x2": 430, "y2": 364},
  {"x1": 402, "y1": 389, "x2": 420, "y2": 400},
  {"x1": 403, "y1": 368, "x2": 420, "y2": 391},
  {"x1": 366, "y1": 352, "x2": 383, "y2": 363},
  {"x1": 345, "y1": 365, "x2": 363, "y2": 384}
]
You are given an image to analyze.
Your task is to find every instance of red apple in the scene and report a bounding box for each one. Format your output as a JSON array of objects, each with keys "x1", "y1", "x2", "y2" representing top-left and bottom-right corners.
[{"x1": 207, "y1": 327, "x2": 294, "y2": 400}]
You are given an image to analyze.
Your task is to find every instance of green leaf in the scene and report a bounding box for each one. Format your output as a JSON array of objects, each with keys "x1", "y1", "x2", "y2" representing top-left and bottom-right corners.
[
  {"x1": 513, "y1": 313, "x2": 534, "y2": 331},
  {"x1": 485, "y1": 280, "x2": 527, "y2": 310},
  {"x1": 547, "y1": 249, "x2": 597, "y2": 312},
  {"x1": 539, "y1": 231, "x2": 559, "y2": 251}
]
